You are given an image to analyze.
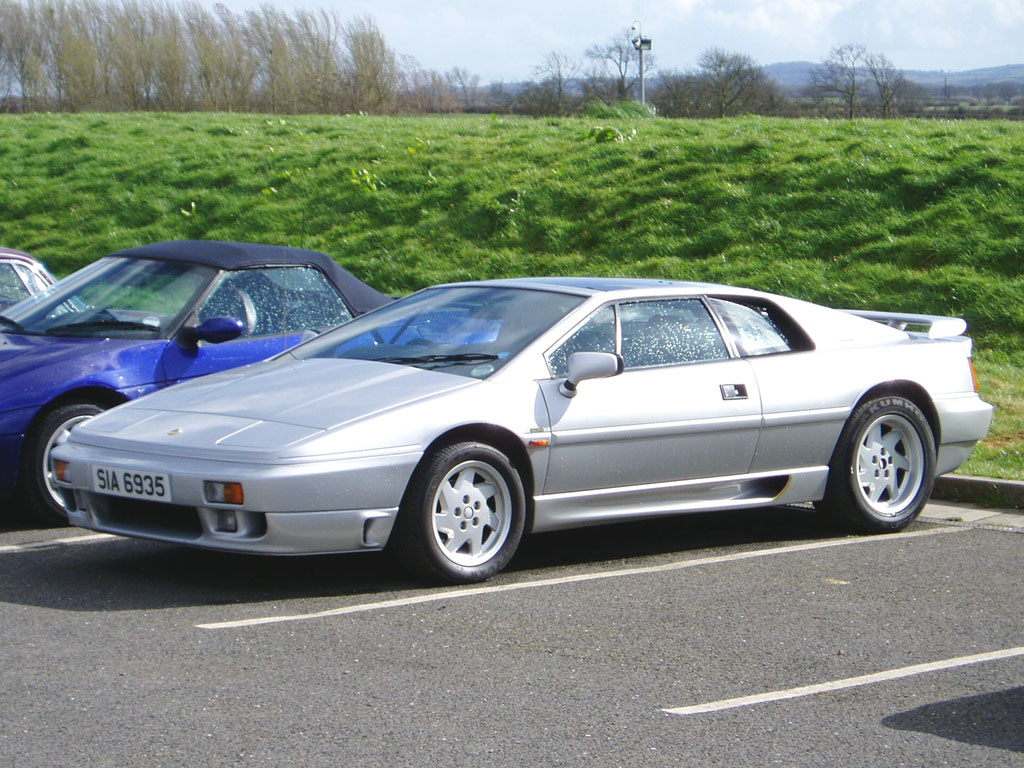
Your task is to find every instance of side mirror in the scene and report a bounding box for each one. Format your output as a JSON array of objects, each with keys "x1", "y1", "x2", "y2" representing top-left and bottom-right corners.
[
  {"x1": 558, "y1": 351, "x2": 623, "y2": 398},
  {"x1": 181, "y1": 316, "x2": 244, "y2": 347}
]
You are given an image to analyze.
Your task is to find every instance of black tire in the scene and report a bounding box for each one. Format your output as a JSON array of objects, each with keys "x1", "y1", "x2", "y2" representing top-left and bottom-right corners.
[
  {"x1": 817, "y1": 396, "x2": 936, "y2": 533},
  {"x1": 391, "y1": 442, "x2": 526, "y2": 584},
  {"x1": 18, "y1": 401, "x2": 106, "y2": 526}
]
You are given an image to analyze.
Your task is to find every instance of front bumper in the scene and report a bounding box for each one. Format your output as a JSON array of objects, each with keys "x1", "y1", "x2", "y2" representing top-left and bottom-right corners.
[
  {"x1": 66, "y1": 495, "x2": 398, "y2": 554},
  {"x1": 54, "y1": 441, "x2": 420, "y2": 554}
]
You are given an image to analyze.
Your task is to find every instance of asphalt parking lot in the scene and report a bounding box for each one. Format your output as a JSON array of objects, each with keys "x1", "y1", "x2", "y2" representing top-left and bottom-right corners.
[{"x1": 1, "y1": 500, "x2": 1021, "y2": 767}]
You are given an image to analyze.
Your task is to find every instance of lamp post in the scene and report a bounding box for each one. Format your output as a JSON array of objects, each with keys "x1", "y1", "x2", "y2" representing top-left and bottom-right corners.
[{"x1": 631, "y1": 21, "x2": 652, "y2": 105}]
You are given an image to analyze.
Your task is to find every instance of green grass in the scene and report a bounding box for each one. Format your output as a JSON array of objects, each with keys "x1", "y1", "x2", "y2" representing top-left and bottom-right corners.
[{"x1": 0, "y1": 112, "x2": 1021, "y2": 478}]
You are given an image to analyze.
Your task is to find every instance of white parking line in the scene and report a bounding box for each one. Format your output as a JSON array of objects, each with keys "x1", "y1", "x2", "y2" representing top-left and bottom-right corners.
[
  {"x1": 0, "y1": 532, "x2": 117, "y2": 554},
  {"x1": 663, "y1": 646, "x2": 1024, "y2": 716},
  {"x1": 197, "y1": 526, "x2": 962, "y2": 630}
]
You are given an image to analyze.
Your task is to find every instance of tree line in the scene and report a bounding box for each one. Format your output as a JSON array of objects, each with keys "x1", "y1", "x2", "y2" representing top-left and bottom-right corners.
[
  {"x1": 1, "y1": 1, "x2": 1021, "y2": 119},
  {"x1": 0, "y1": 0, "x2": 409, "y2": 112}
]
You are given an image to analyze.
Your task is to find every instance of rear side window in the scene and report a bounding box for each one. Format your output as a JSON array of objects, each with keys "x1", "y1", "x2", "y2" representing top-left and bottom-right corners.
[{"x1": 709, "y1": 298, "x2": 793, "y2": 356}]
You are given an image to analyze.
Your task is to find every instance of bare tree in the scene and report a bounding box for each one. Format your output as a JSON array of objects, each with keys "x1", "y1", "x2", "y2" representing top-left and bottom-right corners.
[
  {"x1": 53, "y1": 0, "x2": 106, "y2": 110},
  {"x1": 340, "y1": 14, "x2": 400, "y2": 113},
  {"x1": 896, "y1": 79, "x2": 930, "y2": 117},
  {"x1": 865, "y1": 52, "x2": 905, "y2": 118},
  {"x1": 696, "y1": 47, "x2": 771, "y2": 117},
  {"x1": 246, "y1": 5, "x2": 299, "y2": 113},
  {"x1": 446, "y1": 66, "x2": 479, "y2": 111},
  {"x1": 108, "y1": 0, "x2": 159, "y2": 109},
  {"x1": 1, "y1": 0, "x2": 48, "y2": 109},
  {"x1": 485, "y1": 79, "x2": 515, "y2": 113},
  {"x1": 151, "y1": 6, "x2": 192, "y2": 110},
  {"x1": 402, "y1": 65, "x2": 456, "y2": 112},
  {"x1": 811, "y1": 43, "x2": 866, "y2": 118},
  {"x1": 585, "y1": 29, "x2": 638, "y2": 101},
  {"x1": 650, "y1": 69, "x2": 702, "y2": 117},
  {"x1": 291, "y1": 9, "x2": 343, "y2": 112},
  {"x1": 0, "y1": 6, "x2": 12, "y2": 106},
  {"x1": 519, "y1": 51, "x2": 579, "y2": 116}
]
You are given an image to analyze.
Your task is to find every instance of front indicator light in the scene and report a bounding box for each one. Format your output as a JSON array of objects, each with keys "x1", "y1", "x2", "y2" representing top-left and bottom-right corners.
[
  {"x1": 204, "y1": 481, "x2": 244, "y2": 505},
  {"x1": 53, "y1": 459, "x2": 70, "y2": 484},
  {"x1": 969, "y1": 358, "x2": 979, "y2": 393}
]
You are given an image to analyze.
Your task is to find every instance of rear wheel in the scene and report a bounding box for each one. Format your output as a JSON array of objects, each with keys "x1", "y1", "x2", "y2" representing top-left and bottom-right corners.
[
  {"x1": 392, "y1": 442, "x2": 526, "y2": 584},
  {"x1": 18, "y1": 401, "x2": 106, "y2": 526},
  {"x1": 817, "y1": 396, "x2": 936, "y2": 532}
]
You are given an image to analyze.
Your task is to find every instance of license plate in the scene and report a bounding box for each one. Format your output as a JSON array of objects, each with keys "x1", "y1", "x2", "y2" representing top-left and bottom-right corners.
[{"x1": 92, "y1": 465, "x2": 171, "y2": 502}]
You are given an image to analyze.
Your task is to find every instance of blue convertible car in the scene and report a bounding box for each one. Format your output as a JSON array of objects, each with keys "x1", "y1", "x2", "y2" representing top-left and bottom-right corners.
[{"x1": 0, "y1": 240, "x2": 389, "y2": 524}]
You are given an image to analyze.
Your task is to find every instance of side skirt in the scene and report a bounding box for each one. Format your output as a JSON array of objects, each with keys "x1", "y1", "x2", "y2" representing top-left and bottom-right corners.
[{"x1": 530, "y1": 467, "x2": 829, "y2": 533}]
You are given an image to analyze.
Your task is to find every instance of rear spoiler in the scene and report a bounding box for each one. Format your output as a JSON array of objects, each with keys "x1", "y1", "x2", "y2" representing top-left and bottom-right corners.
[{"x1": 846, "y1": 310, "x2": 967, "y2": 339}]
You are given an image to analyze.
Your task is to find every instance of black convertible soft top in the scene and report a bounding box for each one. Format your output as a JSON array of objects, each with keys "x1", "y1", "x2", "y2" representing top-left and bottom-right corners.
[{"x1": 111, "y1": 240, "x2": 390, "y2": 315}]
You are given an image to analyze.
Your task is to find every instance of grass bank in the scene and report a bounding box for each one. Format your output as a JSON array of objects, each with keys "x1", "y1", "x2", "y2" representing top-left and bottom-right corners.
[{"x1": 0, "y1": 112, "x2": 1020, "y2": 477}]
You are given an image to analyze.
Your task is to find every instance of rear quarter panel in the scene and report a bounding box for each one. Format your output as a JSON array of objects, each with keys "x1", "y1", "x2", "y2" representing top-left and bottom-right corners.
[{"x1": 749, "y1": 334, "x2": 981, "y2": 473}]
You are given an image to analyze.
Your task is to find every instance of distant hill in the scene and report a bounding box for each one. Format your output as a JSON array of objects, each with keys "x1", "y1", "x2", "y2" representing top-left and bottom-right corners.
[
  {"x1": 764, "y1": 61, "x2": 1024, "y2": 89},
  {"x1": 763, "y1": 62, "x2": 817, "y2": 87},
  {"x1": 902, "y1": 64, "x2": 1024, "y2": 87}
]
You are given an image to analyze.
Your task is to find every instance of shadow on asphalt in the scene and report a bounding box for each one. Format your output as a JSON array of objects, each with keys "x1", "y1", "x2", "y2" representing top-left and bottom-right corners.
[
  {"x1": 883, "y1": 687, "x2": 1024, "y2": 753},
  {"x1": 0, "y1": 505, "x2": 873, "y2": 613}
]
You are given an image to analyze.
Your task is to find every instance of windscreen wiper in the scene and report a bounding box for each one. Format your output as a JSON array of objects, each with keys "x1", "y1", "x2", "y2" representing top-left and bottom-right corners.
[
  {"x1": 374, "y1": 352, "x2": 499, "y2": 368},
  {"x1": 45, "y1": 319, "x2": 160, "y2": 335}
]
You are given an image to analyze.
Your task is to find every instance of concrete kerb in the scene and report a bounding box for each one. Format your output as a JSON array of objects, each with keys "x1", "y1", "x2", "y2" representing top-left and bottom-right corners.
[{"x1": 933, "y1": 474, "x2": 1024, "y2": 511}]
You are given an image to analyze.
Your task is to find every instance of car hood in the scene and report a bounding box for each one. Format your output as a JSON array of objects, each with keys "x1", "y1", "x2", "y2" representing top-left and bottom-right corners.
[
  {"x1": 0, "y1": 332, "x2": 110, "y2": 371},
  {"x1": 0, "y1": 333, "x2": 166, "y2": 411},
  {"x1": 72, "y1": 357, "x2": 477, "y2": 454}
]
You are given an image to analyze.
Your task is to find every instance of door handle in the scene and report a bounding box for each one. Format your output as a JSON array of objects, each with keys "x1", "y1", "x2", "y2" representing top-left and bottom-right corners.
[{"x1": 720, "y1": 383, "x2": 748, "y2": 400}]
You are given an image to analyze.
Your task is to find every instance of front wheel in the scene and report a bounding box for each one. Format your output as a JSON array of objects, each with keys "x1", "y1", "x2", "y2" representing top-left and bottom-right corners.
[
  {"x1": 817, "y1": 396, "x2": 936, "y2": 532},
  {"x1": 392, "y1": 442, "x2": 526, "y2": 584},
  {"x1": 18, "y1": 401, "x2": 106, "y2": 526}
]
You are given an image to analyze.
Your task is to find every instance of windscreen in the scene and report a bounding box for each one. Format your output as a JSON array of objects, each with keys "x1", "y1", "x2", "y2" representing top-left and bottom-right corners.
[
  {"x1": 1, "y1": 257, "x2": 216, "y2": 338},
  {"x1": 294, "y1": 285, "x2": 585, "y2": 378}
]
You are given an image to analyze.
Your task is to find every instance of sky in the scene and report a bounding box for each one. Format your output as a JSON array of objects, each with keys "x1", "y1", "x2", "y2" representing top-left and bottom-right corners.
[{"x1": 214, "y1": 0, "x2": 1024, "y2": 82}]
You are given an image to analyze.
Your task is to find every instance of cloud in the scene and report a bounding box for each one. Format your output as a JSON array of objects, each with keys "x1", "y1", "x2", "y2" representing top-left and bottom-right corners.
[
  {"x1": 665, "y1": 0, "x2": 707, "y2": 13},
  {"x1": 701, "y1": 0, "x2": 858, "y2": 37}
]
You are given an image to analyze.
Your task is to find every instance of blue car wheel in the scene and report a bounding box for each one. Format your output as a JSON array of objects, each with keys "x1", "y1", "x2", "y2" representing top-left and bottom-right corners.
[{"x1": 19, "y1": 401, "x2": 106, "y2": 526}]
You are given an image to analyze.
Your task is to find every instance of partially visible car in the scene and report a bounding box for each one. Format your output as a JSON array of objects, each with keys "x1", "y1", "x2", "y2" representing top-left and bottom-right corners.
[
  {"x1": 52, "y1": 278, "x2": 993, "y2": 583},
  {"x1": 0, "y1": 240, "x2": 390, "y2": 525},
  {"x1": 0, "y1": 248, "x2": 56, "y2": 309}
]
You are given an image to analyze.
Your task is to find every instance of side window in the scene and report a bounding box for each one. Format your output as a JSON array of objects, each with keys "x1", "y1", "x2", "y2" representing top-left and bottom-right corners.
[
  {"x1": 620, "y1": 298, "x2": 729, "y2": 370},
  {"x1": 546, "y1": 305, "x2": 616, "y2": 378},
  {"x1": 198, "y1": 272, "x2": 258, "y2": 337},
  {"x1": 709, "y1": 298, "x2": 791, "y2": 357},
  {"x1": 198, "y1": 267, "x2": 352, "y2": 339},
  {"x1": 16, "y1": 263, "x2": 51, "y2": 293},
  {"x1": 0, "y1": 263, "x2": 30, "y2": 304}
]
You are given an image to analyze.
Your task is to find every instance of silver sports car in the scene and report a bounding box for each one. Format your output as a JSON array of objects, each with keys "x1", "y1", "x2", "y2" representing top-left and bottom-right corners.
[{"x1": 52, "y1": 278, "x2": 993, "y2": 583}]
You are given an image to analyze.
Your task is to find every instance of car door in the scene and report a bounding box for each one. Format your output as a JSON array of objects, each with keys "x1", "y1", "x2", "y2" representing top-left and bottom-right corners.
[
  {"x1": 538, "y1": 297, "x2": 762, "y2": 497},
  {"x1": 160, "y1": 265, "x2": 354, "y2": 384}
]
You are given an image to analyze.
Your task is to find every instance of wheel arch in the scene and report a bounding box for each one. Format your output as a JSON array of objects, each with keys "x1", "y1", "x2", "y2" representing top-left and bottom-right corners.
[
  {"x1": 25, "y1": 386, "x2": 128, "y2": 435},
  {"x1": 418, "y1": 424, "x2": 536, "y2": 533},
  {"x1": 853, "y1": 380, "x2": 940, "y2": 447}
]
